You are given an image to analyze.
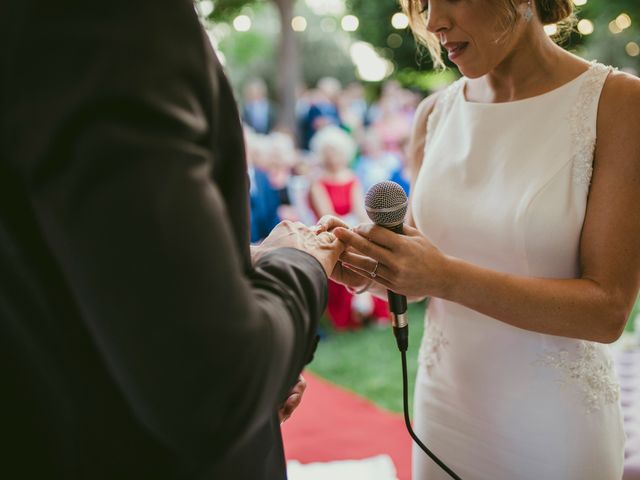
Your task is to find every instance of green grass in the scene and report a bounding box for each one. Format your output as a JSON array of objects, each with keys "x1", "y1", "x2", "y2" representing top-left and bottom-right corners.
[
  {"x1": 310, "y1": 294, "x2": 640, "y2": 413},
  {"x1": 308, "y1": 301, "x2": 426, "y2": 414}
]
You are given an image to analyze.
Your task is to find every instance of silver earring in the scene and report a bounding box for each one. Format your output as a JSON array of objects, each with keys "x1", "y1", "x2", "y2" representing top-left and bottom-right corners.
[{"x1": 523, "y1": 1, "x2": 534, "y2": 22}]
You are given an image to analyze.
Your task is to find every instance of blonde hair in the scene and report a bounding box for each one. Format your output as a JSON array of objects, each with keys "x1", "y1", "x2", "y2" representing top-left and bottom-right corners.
[{"x1": 399, "y1": 0, "x2": 575, "y2": 69}]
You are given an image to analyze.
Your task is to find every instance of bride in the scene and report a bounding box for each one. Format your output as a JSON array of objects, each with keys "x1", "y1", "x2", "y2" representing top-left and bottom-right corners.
[{"x1": 319, "y1": 0, "x2": 640, "y2": 478}]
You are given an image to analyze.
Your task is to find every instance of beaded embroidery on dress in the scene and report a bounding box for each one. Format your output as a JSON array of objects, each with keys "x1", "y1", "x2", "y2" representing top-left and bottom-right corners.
[
  {"x1": 418, "y1": 318, "x2": 449, "y2": 372},
  {"x1": 570, "y1": 62, "x2": 615, "y2": 188},
  {"x1": 539, "y1": 341, "x2": 620, "y2": 413}
]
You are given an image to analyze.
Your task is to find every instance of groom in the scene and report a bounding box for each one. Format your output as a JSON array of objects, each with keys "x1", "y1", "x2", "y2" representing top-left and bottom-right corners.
[{"x1": 0, "y1": 1, "x2": 343, "y2": 479}]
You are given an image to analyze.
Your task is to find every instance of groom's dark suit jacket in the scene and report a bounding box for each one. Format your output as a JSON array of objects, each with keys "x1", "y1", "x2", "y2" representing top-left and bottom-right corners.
[{"x1": 0, "y1": 1, "x2": 326, "y2": 478}]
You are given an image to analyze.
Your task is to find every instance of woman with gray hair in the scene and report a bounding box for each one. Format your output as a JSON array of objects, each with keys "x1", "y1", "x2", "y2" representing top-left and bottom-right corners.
[{"x1": 310, "y1": 126, "x2": 390, "y2": 328}]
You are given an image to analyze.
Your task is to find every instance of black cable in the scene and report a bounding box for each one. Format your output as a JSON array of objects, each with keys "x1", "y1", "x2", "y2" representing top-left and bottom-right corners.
[{"x1": 401, "y1": 350, "x2": 463, "y2": 480}]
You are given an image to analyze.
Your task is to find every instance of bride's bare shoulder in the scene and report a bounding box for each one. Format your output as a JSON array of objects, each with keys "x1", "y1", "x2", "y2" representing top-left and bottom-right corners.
[{"x1": 597, "y1": 70, "x2": 640, "y2": 144}]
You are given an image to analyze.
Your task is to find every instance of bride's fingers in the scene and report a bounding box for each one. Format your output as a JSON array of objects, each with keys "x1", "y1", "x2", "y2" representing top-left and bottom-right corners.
[
  {"x1": 342, "y1": 261, "x2": 391, "y2": 283},
  {"x1": 317, "y1": 215, "x2": 349, "y2": 232},
  {"x1": 342, "y1": 263, "x2": 395, "y2": 291},
  {"x1": 341, "y1": 262, "x2": 370, "y2": 279},
  {"x1": 340, "y1": 250, "x2": 373, "y2": 265},
  {"x1": 333, "y1": 227, "x2": 394, "y2": 265}
]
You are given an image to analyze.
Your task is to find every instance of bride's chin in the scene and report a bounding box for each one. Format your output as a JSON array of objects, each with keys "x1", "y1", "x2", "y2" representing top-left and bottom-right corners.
[{"x1": 457, "y1": 64, "x2": 487, "y2": 80}]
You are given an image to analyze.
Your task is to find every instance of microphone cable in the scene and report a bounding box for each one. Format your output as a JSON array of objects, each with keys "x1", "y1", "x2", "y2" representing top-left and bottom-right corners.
[
  {"x1": 397, "y1": 329, "x2": 463, "y2": 480},
  {"x1": 363, "y1": 181, "x2": 462, "y2": 479}
]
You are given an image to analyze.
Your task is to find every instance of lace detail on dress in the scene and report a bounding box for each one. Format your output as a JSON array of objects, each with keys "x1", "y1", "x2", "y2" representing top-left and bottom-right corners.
[
  {"x1": 424, "y1": 79, "x2": 464, "y2": 154},
  {"x1": 540, "y1": 341, "x2": 620, "y2": 413},
  {"x1": 419, "y1": 319, "x2": 449, "y2": 372},
  {"x1": 569, "y1": 62, "x2": 614, "y2": 188}
]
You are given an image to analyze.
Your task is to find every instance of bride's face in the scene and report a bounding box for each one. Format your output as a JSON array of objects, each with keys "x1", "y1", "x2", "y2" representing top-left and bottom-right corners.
[{"x1": 421, "y1": 0, "x2": 527, "y2": 78}]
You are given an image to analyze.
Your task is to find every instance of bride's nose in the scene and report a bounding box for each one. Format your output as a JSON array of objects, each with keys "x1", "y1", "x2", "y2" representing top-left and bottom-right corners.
[{"x1": 425, "y1": 1, "x2": 453, "y2": 34}]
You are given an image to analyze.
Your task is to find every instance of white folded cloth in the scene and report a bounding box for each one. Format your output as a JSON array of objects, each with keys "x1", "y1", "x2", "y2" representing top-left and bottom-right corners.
[{"x1": 287, "y1": 455, "x2": 398, "y2": 480}]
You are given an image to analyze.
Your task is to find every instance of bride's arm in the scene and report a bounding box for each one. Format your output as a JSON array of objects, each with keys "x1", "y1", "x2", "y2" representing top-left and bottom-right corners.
[{"x1": 333, "y1": 72, "x2": 640, "y2": 344}]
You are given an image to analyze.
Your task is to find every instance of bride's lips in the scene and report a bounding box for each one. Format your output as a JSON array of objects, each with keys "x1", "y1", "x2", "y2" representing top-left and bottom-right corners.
[{"x1": 443, "y1": 41, "x2": 469, "y2": 61}]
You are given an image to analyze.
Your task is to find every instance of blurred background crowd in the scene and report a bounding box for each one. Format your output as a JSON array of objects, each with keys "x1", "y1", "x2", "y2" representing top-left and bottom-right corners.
[
  {"x1": 244, "y1": 77, "x2": 419, "y2": 329},
  {"x1": 195, "y1": 0, "x2": 639, "y2": 333}
]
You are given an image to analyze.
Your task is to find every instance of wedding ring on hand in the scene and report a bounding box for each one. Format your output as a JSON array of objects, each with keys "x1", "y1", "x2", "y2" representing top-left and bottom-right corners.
[{"x1": 370, "y1": 260, "x2": 380, "y2": 278}]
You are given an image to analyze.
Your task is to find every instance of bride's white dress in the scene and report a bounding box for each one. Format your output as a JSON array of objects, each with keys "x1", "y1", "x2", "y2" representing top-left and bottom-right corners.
[{"x1": 410, "y1": 62, "x2": 625, "y2": 480}]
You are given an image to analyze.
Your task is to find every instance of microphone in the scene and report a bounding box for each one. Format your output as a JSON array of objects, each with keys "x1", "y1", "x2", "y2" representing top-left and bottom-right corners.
[{"x1": 365, "y1": 181, "x2": 409, "y2": 352}]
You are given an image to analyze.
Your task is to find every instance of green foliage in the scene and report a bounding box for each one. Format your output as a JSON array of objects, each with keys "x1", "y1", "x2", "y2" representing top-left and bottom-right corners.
[
  {"x1": 346, "y1": 0, "x2": 431, "y2": 73},
  {"x1": 395, "y1": 67, "x2": 459, "y2": 93},
  {"x1": 308, "y1": 302, "x2": 426, "y2": 414},
  {"x1": 207, "y1": 0, "x2": 264, "y2": 21},
  {"x1": 346, "y1": 0, "x2": 639, "y2": 80},
  {"x1": 573, "y1": 0, "x2": 639, "y2": 70},
  {"x1": 219, "y1": 30, "x2": 274, "y2": 65}
]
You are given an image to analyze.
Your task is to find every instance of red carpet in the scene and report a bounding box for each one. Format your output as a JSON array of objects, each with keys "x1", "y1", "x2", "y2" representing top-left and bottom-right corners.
[{"x1": 282, "y1": 372, "x2": 412, "y2": 480}]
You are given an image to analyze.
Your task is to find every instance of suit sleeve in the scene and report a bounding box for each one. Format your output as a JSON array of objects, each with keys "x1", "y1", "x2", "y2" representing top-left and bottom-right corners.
[{"x1": 6, "y1": 0, "x2": 327, "y2": 470}]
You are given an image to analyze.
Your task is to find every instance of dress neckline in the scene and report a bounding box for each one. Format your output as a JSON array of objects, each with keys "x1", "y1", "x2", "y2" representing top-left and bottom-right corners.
[{"x1": 461, "y1": 62, "x2": 596, "y2": 107}]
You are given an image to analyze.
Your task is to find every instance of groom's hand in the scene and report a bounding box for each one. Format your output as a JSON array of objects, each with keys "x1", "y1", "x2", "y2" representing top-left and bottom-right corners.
[
  {"x1": 279, "y1": 375, "x2": 307, "y2": 424},
  {"x1": 315, "y1": 216, "x2": 375, "y2": 291},
  {"x1": 314, "y1": 215, "x2": 349, "y2": 234}
]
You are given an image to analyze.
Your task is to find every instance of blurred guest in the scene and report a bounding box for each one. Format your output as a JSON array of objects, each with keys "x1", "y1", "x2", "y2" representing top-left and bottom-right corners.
[
  {"x1": 355, "y1": 130, "x2": 402, "y2": 193},
  {"x1": 338, "y1": 82, "x2": 369, "y2": 134},
  {"x1": 367, "y1": 79, "x2": 402, "y2": 124},
  {"x1": 302, "y1": 77, "x2": 343, "y2": 149},
  {"x1": 242, "y1": 78, "x2": 276, "y2": 135},
  {"x1": 246, "y1": 132, "x2": 281, "y2": 243},
  {"x1": 265, "y1": 132, "x2": 297, "y2": 198},
  {"x1": 389, "y1": 137, "x2": 412, "y2": 196},
  {"x1": 309, "y1": 127, "x2": 389, "y2": 328},
  {"x1": 370, "y1": 96, "x2": 413, "y2": 155},
  {"x1": 309, "y1": 126, "x2": 366, "y2": 229}
]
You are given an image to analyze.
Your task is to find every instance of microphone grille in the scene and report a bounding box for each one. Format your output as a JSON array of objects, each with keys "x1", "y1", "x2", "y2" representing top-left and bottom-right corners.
[{"x1": 365, "y1": 181, "x2": 408, "y2": 227}]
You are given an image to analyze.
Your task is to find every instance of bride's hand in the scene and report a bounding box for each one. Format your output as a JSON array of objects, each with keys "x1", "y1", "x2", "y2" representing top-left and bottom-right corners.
[
  {"x1": 333, "y1": 223, "x2": 451, "y2": 300},
  {"x1": 314, "y1": 215, "x2": 378, "y2": 292}
]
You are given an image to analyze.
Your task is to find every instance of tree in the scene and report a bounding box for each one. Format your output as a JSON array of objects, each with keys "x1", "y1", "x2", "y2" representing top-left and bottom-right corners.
[
  {"x1": 346, "y1": 0, "x2": 431, "y2": 72},
  {"x1": 203, "y1": 0, "x2": 300, "y2": 133}
]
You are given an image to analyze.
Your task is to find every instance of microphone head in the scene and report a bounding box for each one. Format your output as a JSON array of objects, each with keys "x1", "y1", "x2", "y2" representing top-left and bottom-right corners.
[{"x1": 365, "y1": 181, "x2": 408, "y2": 229}]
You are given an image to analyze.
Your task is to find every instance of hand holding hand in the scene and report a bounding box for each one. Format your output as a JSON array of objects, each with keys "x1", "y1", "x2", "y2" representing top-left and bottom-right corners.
[
  {"x1": 314, "y1": 216, "x2": 374, "y2": 292},
  {"x1": 333, "y1": 223, "x2": 451, "y2": 300},
  {"x1": 255, "y1": 220, "x2": 344, "y2": 277}
]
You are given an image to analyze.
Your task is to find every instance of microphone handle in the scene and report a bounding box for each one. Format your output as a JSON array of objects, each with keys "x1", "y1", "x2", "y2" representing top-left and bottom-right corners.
[
  {"x1": 384, "y1": 221, "x2": 408, "y2": 351},
  {"x1": 388, "y1": 290, "x2": 408, "y2": 351}
]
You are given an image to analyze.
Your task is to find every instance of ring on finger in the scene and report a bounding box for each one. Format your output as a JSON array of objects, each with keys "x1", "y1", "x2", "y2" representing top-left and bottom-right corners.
[{"x1": 370, "y1": 260, "x2": 380, "y2": 278}]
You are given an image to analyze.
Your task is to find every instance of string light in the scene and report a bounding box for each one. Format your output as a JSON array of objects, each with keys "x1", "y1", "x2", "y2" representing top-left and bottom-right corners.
[
  {"x1": 291, "y1": 16, "x2": 307, "y2": 32},
  {"x1": 341, "y1": 15, "x2": 360, "y2": 32},
  {"x1": 626, "y1": 42, "x2": 640, "y2": 57},
  {"x1": 391, "y1": 12, "x2": 410, "y2": 29},
  {"x1": 615, "y1": 13, "x2": 632, "y2": 30},
  {"x1": 233, "y1": 15, "x2": 251, "y2": 32},
  {"x1": 198, "y1": 0, "x2": 214, "y2": 17},
  {"x1": 609, "y1": 21, "x2": 623, "y2": 34},
  {"x1": 577, "y1": 19, "x2": 594, "y2": 35},
  {"x1": 387, "y1": 33, "x2": 403, "y2": 48}
]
